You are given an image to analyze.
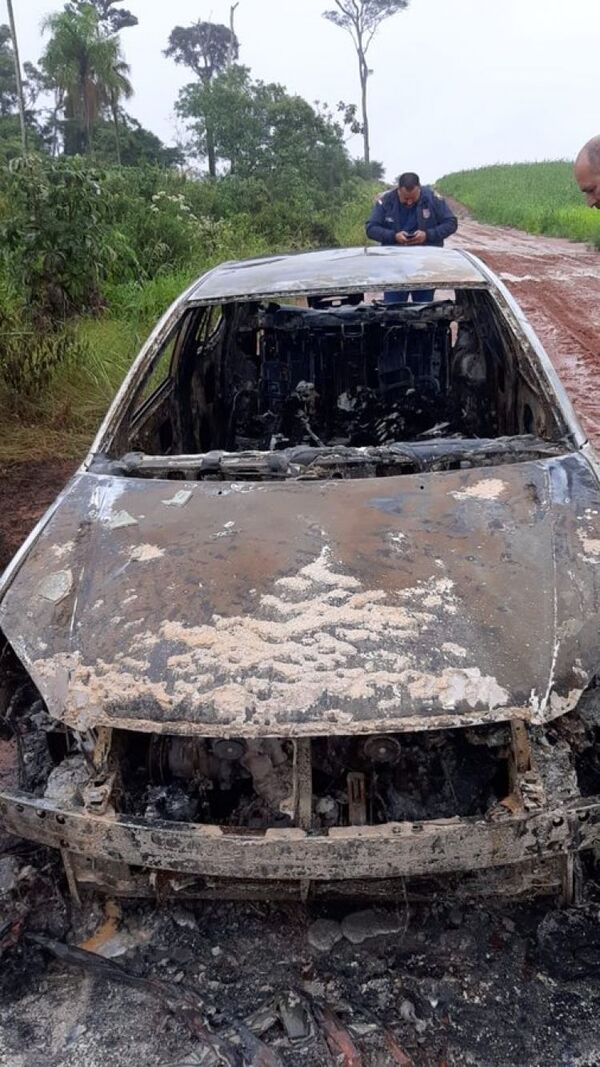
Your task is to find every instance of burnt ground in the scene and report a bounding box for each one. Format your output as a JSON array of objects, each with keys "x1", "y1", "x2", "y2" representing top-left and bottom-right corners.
[
  {"x1": 2, "y1": 220, "x2": 600, "y2": 1066},
  {"x1": 3, "y1": 873, "x2": 600, "y2": 1067}
]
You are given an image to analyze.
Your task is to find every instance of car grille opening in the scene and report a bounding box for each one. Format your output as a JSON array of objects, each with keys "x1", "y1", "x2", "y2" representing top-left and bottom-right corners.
[{"x1": 110, "y1": 723, "x2": 511, "y2": 830}]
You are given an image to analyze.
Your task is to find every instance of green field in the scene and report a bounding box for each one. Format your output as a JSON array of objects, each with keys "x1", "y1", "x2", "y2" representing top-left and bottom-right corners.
[{"x1": 437, "y1": 161, "x2": 600, "y2": 248}]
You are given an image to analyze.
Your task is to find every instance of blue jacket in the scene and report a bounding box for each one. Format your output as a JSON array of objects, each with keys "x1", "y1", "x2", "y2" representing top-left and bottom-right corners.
[{"x1": 366, "y1": 186, "x2": 458, "y2": 247}]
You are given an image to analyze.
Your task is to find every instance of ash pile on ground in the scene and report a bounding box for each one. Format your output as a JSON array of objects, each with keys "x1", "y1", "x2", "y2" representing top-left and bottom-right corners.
[{"x1": 3, "y1": 848, "x2": 600, "y2": 1066}]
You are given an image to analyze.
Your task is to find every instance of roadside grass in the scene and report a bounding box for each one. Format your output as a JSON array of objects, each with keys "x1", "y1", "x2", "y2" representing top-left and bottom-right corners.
[
  {"x1": 0, "y1": 316, "x2": 142, "y2": 461},
  {"x1": 437, "y1": 161, "x2": 600, "y2": 248}
]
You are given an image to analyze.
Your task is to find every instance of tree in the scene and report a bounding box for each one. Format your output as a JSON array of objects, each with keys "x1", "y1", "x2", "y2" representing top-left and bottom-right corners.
[
  {"x1": 66, "y1": 0, "x2": 138, "y2": 33},
  {"x1": 165, "y1": 20, "x2": 239, "y2": 177},
  {"x1": 22, "y1": 61, "x2": 51, "y2": 110},
  {"x1": 92, "y1": 113, "x2": 184, "y2": 167},
  {"x1": 21, "y1": 61, "x2": 65, "y2": 157},
  {"x1": 323, "y1": 0, "x2": 409, "y2": 163},
  {"x1": 41, "y1": 4, "x2": 132, "y2": 157},
  {"x1": 0, "y1": 28, "x2": 48, "y2": 161},
  {"x1": 5, "y1": 0, "x2": 27, "y2": 153},
  {"x1": 176, "y1": 65, "x2": 350, "y2": 194},
  {"x1": 64, "y1": 1, "x2": 135, "y2": 161},
  {"x1": 108, "y1": 56, "x2": 133, "y2": 163},
  {"x1": 0, "y1": 25, "x2": 18, "y2": 117}
]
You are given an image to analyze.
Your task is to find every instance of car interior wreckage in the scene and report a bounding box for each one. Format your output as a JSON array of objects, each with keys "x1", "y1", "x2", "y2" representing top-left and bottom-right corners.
[{"x1": 1, "y1": 246, "x2": 600, "y2": 903}]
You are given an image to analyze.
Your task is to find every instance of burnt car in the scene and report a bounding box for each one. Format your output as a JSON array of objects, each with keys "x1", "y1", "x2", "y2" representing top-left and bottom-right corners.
[{"x1": 2, "y1": 245, "x2": 600, "y2": 903}]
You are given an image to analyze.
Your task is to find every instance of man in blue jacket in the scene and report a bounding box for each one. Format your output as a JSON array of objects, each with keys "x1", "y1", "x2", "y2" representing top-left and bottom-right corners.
[{"x1": 366, "y1": 172, "x2": 458, "y2": 303}]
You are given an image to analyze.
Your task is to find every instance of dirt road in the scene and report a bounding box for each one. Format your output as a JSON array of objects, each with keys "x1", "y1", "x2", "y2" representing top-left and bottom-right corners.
[{"x1": 449, "y1": 218, "x2": 600, "y2": 444}]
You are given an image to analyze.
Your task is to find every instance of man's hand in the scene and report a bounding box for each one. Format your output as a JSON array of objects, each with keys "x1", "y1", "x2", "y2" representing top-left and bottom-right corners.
[
  {"x1": 395, "y1": 231, "x2": 410, "y2": 245},
  {"x1": 407, "y1": 230, "x2": 427, "y2": 246}
]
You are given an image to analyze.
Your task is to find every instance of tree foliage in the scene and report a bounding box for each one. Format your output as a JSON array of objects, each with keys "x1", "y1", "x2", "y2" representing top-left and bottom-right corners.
[
  {"x1": 66, "y1": 0, "x2": 138, "y2": 33},
  {"x1": 323, "y1": 0, "x2": 409, "y2": 38},
  {"x1": 176, "y1": 65, "x2": 351, "y2": 188},
  {"x1": 92, "y1": 114, "x2": 184, "y2": 167},
  {"x1": 164, "y1": 22, "x2": 238, "y2": 84}
]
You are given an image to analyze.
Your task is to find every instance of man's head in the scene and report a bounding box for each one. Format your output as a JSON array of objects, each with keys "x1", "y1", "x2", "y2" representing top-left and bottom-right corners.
[
  {"x1": 575, "y1": 137, "x2": 600, "y2": 208},
  {"x1": 397, "y1": 172, "x2": 421, "y2": 206}
]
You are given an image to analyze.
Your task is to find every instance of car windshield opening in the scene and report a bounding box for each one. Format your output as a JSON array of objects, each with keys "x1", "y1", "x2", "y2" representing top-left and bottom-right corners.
[{"x1": 104, "y1": 289, "x2": 570, "y2": 481}]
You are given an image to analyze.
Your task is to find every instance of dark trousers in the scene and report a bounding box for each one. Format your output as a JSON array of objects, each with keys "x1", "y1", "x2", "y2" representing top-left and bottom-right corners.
[{"x1": 383, "y1": 289, "x2": 434, "y2": 304}]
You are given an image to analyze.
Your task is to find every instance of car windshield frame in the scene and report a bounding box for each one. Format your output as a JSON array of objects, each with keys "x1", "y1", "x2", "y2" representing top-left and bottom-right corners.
[{"x1": 85, "y1": 253, "x2": 587, "y2": 471}]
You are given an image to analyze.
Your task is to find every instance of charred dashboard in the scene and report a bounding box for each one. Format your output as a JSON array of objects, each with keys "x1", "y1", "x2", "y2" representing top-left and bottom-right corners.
[{"x1": 110, "y1": 292, "x2": 566, "y2": 476}]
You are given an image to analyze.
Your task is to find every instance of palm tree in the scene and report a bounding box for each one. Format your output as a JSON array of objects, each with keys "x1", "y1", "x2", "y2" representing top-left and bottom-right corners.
[{"x1": 41, "y1": 4, "x2": 132, "y2": 158}]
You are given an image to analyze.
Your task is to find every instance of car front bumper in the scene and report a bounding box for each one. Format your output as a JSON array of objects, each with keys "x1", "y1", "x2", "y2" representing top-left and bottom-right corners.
[{"x1": 2, "y1": 787, "x2": 600, "y2": 896}]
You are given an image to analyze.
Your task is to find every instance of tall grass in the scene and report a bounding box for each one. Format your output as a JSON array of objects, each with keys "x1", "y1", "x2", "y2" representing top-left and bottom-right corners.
[{"x1": 437, "y1": 161, "x2": 600, "y2": 248}]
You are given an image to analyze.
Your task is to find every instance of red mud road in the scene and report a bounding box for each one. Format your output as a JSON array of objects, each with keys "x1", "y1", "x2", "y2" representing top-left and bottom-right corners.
[{"x1": 449, "y1": 219, "x2": 600, "y2": 443}]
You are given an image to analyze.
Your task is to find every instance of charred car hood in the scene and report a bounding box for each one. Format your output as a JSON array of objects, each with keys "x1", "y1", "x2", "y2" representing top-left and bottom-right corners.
[{"x1": 2, "y1": 452, "x2": 600, "y2": 737}]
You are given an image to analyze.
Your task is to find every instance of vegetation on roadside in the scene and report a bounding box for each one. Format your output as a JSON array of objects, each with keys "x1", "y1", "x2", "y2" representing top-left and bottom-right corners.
[
  {"x1": 0, "y1": 158, "x2": 375, "y2": 460},
  {"x1": 437, "y1": 161, "x2": 600, "y2": 248},
  {"x1": 0, "y1": 2, "x2": 380, "y2": 461}
]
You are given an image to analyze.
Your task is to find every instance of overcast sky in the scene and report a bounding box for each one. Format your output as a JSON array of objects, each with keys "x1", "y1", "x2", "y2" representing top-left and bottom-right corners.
[{"x1": 8, "y1": 0, "x2": 598, "y2": 182}]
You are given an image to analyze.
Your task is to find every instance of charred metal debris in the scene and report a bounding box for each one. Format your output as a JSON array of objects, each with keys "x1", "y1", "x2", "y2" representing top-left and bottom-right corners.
[
  {"x1": 100, "y1": 293, "x2": 568, "y2": 480},
  {"x1": 4, "y1": 926, "x2": 418, "y2": 1066},
  {"x1": 3, "y1": 628, "x2": 600, "y2": 900}
]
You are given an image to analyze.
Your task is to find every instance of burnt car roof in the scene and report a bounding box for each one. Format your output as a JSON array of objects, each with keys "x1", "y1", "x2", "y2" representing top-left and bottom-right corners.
[{"x1": 187, "y1": 246, "x2": 488, "y2": 304}]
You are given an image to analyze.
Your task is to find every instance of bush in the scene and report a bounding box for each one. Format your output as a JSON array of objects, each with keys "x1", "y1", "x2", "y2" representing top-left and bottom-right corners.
[
  {"x1": 0, "y1": 155, "x2": 116, "y2": 318},
  {"x1": 333, "y1": 179, "x2": 381, "y2": 247},
  {"x1": 102, "y1": 167, "x2": 230, "y2": 281},
  {"x1": 351, "y1": 159, "x2": 385, "y2": 181}
]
